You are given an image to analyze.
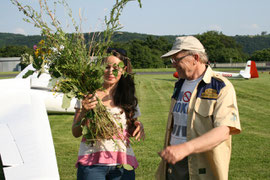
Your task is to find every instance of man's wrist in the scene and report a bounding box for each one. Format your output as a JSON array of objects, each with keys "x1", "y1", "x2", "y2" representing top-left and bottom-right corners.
[{"x1": 184, "y1": 141, "x2": 195, "y2": 155}]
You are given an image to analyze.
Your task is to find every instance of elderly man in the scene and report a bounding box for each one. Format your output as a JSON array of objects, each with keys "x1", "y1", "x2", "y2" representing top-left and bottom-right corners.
[{"x1": 156, "y1": 36, "x2": 241, "y2": 180}]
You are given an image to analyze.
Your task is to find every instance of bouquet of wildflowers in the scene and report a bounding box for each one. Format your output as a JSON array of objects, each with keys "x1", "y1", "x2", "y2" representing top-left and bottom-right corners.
[{"x1": 11, "y1": 0, "x2": 142, "y2": 144}]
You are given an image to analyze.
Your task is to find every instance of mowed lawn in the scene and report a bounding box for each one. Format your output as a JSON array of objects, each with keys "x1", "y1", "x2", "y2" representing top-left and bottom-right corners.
[{"x1": 48, "y1": 72, "x2": 270, "y2": 180}]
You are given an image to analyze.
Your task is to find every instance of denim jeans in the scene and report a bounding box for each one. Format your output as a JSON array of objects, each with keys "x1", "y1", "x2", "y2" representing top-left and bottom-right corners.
[{"x1": 77, "y1": 164, "x2": 135, "y2": 180}]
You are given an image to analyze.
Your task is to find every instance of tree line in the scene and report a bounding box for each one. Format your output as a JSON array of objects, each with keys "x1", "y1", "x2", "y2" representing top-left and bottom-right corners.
[{"x1": 1, "y1": 31, "x2": 270, "y2": 69}]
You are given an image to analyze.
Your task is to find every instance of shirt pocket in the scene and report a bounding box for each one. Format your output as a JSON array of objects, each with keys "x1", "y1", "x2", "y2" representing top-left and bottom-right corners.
[
  {"x1": 193, "y1": 98, "x2": 216, "y2": 134},
  {"x1": 194, "y1": 98, "x2": 216, "y2": 117}
]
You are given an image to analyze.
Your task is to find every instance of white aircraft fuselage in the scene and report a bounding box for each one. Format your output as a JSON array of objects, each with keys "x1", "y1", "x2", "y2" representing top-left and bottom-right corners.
[{"x1": 15, "y1": 64, "x2": 76, "y2": 113}]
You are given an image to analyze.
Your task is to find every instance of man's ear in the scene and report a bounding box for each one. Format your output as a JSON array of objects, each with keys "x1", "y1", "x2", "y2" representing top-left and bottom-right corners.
[
  {"x1": 194, "y1": 54, "x2": 199, "y2": 61},
  {"x1": 193, "y1": 54, "x2": 200, "y2": 64}
]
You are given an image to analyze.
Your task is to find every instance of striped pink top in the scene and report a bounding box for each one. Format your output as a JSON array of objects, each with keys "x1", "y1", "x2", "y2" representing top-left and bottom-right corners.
[{"x1": 76, "y1": 106, "x2": 139, "y2": 169}]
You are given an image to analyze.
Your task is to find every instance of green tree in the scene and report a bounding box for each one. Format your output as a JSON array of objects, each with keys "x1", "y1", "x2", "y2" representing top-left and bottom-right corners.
[
  {"x1": 0, "y1": 45, "x2": 33, "y2": 57},
  {"x1": 250, "y1": 48, "x2": 270, "y2": 61},
  {"x1": 149, "y1": 48, "x2": 165, "y2": 68},
  {"x1": 143, "y1": 36, "x2": 171, "y2": 67},
  {"x1": 215, "y1": 48, "x2": 243, "y2": 63},
  {"x1": 233, "y1": 35, "x2": 270, "y2": 55},
  {"x1": 144, "y1": 36, "x2": 171, "y2": 52},
  {"x1": 128, "y1": 40, "x2": 153, "y2": 68},
  {"x1": 111, "y1": 36, "x2": 171, "y2": 68},
  {"x1": 196, "y1": 31, "x2": 246, "y2": 63}
]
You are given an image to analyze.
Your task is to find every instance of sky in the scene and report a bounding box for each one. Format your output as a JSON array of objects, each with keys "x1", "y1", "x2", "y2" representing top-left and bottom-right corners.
[{"x1": 1, "y1": 0, "x2": 270, "y2": 36}]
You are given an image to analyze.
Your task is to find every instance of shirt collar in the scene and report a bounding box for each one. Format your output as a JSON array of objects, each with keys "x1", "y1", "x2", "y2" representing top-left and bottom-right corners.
[{"x1": 201, "y1": 65, "x2": 213, "y2": 84}]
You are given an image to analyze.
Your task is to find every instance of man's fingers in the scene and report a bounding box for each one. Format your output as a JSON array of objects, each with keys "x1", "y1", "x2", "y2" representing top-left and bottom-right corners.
[{"x1": 159, "y1": 148, "x2": 174, "y2": 163}]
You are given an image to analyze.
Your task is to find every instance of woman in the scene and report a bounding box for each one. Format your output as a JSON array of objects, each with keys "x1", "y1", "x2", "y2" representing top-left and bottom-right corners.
[{"x1": 72, "y1": 48, "x2": 145, "y2": 180}]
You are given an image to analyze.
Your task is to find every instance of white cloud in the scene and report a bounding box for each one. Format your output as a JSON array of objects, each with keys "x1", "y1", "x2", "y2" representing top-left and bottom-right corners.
[
  {"x1": 250, "y1": 24, "x2": 259, "y2": 29},
  {"x1": 14, "y1": 28, "x2": 26, "y2": 35},
  {"x1": 208, "y1": 25, "x2": 222, "y2": 32}
]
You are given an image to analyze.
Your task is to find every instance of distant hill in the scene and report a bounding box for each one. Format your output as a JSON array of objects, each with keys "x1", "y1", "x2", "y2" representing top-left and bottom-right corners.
[
  {"x1": 0, "y1": 32, "x2": 169, "y2": 48},
  {"x1": 1, "y1": 32, "x2": 270, "y2": 55},
  {"x1": 0, "y1": 33, "x2": 42, "y2": 48},
  {"x1": 111, "y1": 31, "x2": 178, "y2": 43},
  {"x1": 0, "y1": 31, "x2": 177, "y2": 47},
  {"x1": 234, "y1": 35, "x2": 270, "y2": 55}
]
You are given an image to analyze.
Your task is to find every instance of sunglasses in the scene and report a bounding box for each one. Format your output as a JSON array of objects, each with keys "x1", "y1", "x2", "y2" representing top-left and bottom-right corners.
[
  {"x1": 170, "y1": 54, "x2": 192, "y2": 63},
  {"x1": 107, "y1": 47, "x2": 127, "y2": 57}
]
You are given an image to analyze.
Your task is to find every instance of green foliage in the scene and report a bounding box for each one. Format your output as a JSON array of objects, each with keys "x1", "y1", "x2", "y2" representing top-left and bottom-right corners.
[
  {"x1": 129, "y1": 40, "x2": 152, "y2": 68},
  {"x1": 10, "y1": 0, "x2": 142, "y2": 145},
  {"x1": 22, "y1": 70, "x2": 35, "y2": 78},
  {"x1": 11, "y1": 0, "x2": 142, "y2": 97},
  {"x1": 111, "y1": 36, "x2": 171, "y2": 69},
  {"x1": 234, "y1": 34, "x2": 270, "y2": 55},
  {"x1": 117, "y1": 164, "x2": 134, "y2": 171},
  {"x1": 62, "y1": 93, "x2": 74, "y2": 109},
  {"x1": 2, "y1": 31, "x2": 270, "y2": 67},
  {"x1": 0, "y1": 45, "x2": 33, "y2": 57},
  {"x1": 20, "y1": 53, "x2": 34, "y2": 69},
  {"x1": 214, "y1": 48, "x2": 244, "y2": 63},
  {"x1": 0, "y1": 33, "x2": 42, "y2": 48},
  {"x1": 250, "y1": 48, "x2": 270, "y2": 61},
  {"x1": 82, "y1": 99, "x2": 124, "y2": 144},
  {"x1": 196, "y1": 31, "x2": 247, "y2": 63}
]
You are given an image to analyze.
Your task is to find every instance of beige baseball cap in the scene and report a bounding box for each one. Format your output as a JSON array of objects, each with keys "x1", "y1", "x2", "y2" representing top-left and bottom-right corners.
[{"x1": 161, "y1": 36, "x2": 205, "y2": 58}]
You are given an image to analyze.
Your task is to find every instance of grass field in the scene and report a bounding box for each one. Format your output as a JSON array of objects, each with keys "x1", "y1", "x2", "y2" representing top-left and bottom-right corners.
[
  {"x1": 133, "y1": 67, "x2": 243, "y2": 73},
  {"x1": 48, "y1": 71, "x2": 270, "y2": 180},
  {"x1": 0, "y1": 71, "x2": 19, "y2": 79}
]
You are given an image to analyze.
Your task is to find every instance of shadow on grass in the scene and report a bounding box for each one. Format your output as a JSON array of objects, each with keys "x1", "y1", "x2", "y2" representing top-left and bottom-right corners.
[
  {"x1": 154, "y1": 78, "x2": 177, "y2": 82},
  {"x1": 229, "y1": 79, "x2": 249, "y2": 82},
  {"x1": 48, "y1": 112, "x2": 74, "y2": 116},
  {"x1": 155, "y1": 78, "x2": 250, "y2": 83}
]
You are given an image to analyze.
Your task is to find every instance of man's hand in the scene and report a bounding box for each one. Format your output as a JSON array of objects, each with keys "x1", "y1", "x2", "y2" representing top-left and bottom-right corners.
[
  {"x1": 158, "y1": 126, "x2": 230, "y2": 164},
  {"x1": 158, "y1": 143, "x2": 193, "y2": 164}
]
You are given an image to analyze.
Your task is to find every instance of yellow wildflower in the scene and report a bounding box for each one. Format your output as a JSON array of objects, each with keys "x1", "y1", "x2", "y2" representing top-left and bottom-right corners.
[
  {"x1": 39, "y1": 40, "x2": 45, "y2": 45},
  {"x1": 34, "y1": 49, "x2": 40, "y2": 57}
]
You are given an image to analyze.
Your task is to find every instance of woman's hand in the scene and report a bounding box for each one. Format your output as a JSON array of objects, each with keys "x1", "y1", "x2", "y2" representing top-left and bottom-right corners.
[
  {"x1": 132, "y1": 121, "x2": 145, "y2": 141},
  {"x1": 81, "y1": 94, "x2": 98, "y2": 114},
  {"x1": 72, "y1": 94, "x2": 97, "y2": 138}
]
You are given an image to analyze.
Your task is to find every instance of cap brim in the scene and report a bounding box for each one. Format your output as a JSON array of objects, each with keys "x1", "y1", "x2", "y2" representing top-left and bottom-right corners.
[{"x1": 161, "y1": 50, "x2": 181, "y2": 58}]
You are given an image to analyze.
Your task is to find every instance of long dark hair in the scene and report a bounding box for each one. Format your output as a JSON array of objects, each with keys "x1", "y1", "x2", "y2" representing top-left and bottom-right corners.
[{"x1": 104, "y1": 48, "x2": 138, "y2": 134}]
